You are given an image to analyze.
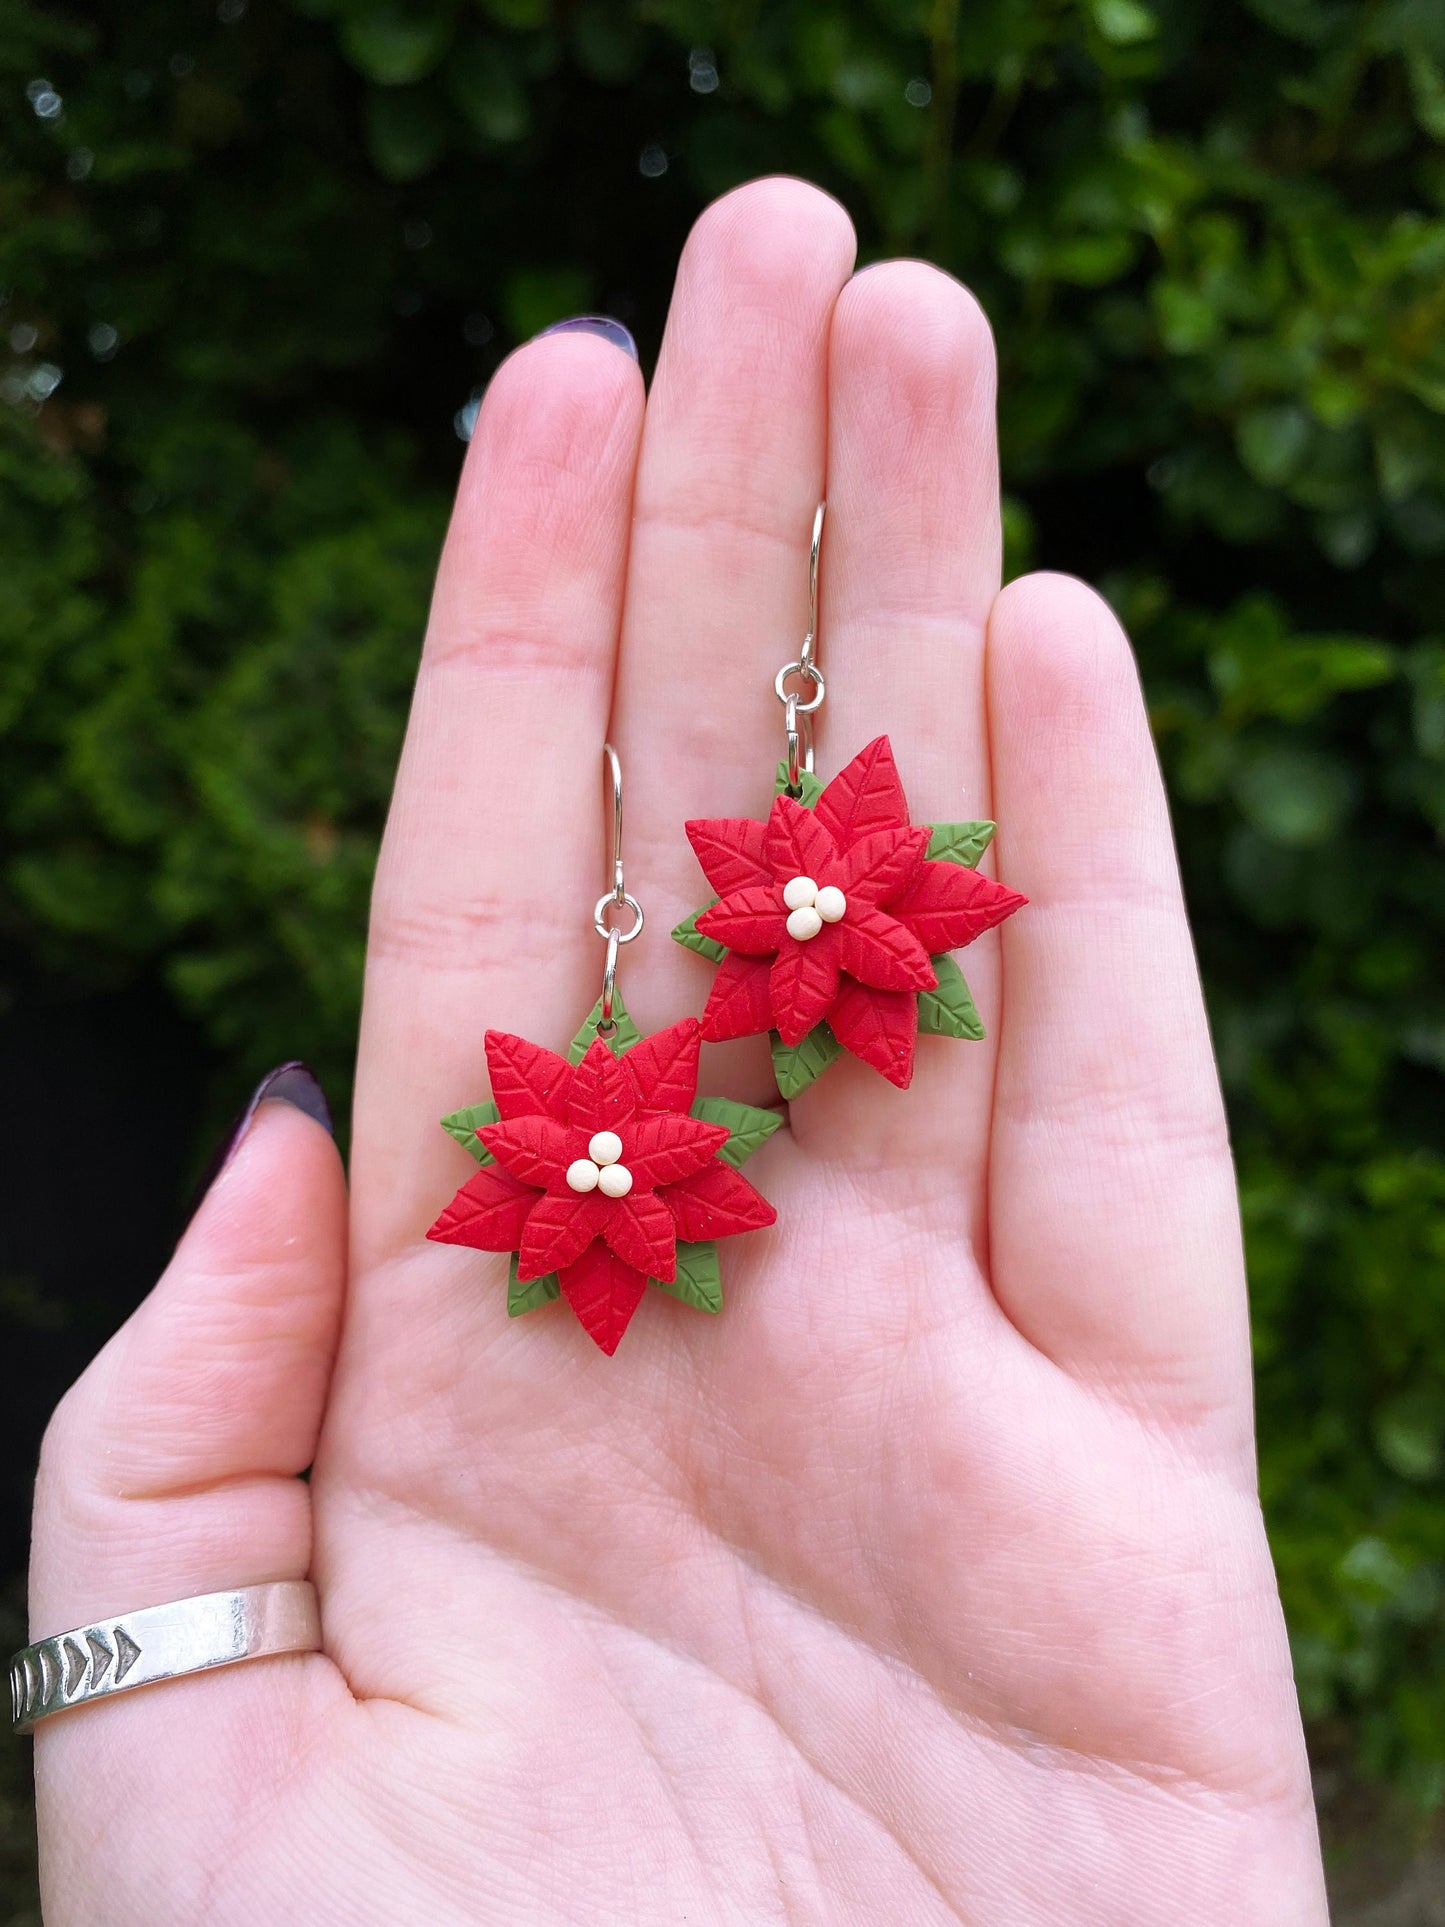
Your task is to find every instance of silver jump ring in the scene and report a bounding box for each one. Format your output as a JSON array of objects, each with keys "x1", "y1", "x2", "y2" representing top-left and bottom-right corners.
[
  {"x1": 774, "y1": 660, "x2": 825, "y2": 713},
  {"x1": 593, "y1": 890, "x2": 644, "y2": 944}
]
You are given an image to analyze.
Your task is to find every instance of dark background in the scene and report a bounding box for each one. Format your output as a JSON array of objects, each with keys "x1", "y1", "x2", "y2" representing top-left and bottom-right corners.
[{"x1": 2, "y1": 0, "x2": 1444, "y2": 1915}]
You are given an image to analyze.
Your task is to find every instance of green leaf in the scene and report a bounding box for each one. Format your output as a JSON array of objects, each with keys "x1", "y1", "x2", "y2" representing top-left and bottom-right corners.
[
  {"x1": 925, "y1": 821, "x2": 995, "y2": 868},
  {"x1": 568, "y1": 984, "x2": 642, "y2": 1062},
  {"x1": 440, "y1": 1098, "x2": 500, "y2": 1163},
  {"x1": 690, "y1": 1093, "x2": 784, "y2": 1167},
  {"x1": 917, "y1": 954, "x2": 985, "y2": 1039},
  {"x1": 771, "y1": 1022, "x2": 841, "y2": 1098},
  {"x1": 774, "y1": 759, "x2": 824, "y2": 808},
  {"x1": 508, "y1": 1251, "x2": 560, "y2": 1316},
  {"x1": 671, "y1": 901, "x2": 728, "y2": 964},
  {"x1": 651, "y1": 1240, "x2": 722, "y2": 1313},
  {"x1": 340, "y1": 6, "x2": 452, "y2": 86}
]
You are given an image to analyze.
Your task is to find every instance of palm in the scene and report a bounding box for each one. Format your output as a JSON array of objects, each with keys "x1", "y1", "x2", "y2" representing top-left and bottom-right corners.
[{"x1": 32, "y1": 180, "x2": 1326, "y2": 1923}]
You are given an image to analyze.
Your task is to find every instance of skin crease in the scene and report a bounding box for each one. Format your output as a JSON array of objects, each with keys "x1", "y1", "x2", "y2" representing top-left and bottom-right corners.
[{"x1": 30, "y1": 178, "x2": 1330, "y2": 1924}]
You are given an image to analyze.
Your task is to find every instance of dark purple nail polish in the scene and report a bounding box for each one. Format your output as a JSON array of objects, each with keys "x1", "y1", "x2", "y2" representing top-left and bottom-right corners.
[
  {"x1": 189, "y1": 1062, "x2": 332, "y2": 1217},
  {"x1": 538, "y1": 315, "x2": 638, "y2": 360}
]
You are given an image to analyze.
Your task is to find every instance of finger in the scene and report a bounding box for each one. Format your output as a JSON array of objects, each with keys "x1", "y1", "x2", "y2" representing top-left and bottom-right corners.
[
  {"x1": 610, "y1": 178, "x2": 856, "y2": 1080},
  {"x1": 30, "y1": 1084, "x2": 345, "y2": 1634},
  {"x1": 353, "y1": 333, "x2": 645, "y2": 1265},
  {"x1": 799, "y1": 261, "x2": 1002, "y2": 1172},
  {"x1": 29, "y1": 1086, "x2": 353, "y2": 1917},
  {"x1": 985, "y1": 572, "x2": 1253, "y2": 1435}
]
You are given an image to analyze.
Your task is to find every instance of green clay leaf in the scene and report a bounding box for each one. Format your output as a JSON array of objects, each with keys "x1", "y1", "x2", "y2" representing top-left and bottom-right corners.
[
  {"x1": 926, "y1": 821, "x2": 996, "y2": 868},
  {"x1": 690, "y1": 1093, "x2": 784, "y2": 1167},
  {"x1": 508, "y1": 1251, "x2": 560, "y2": 1316},
  {"x1": 651, "y1": 1239, "x2": 723, "y2": 1314},
  {"x1": 774, "y1": 759, "x2": 825, "y2": 809},
  {"x1": 440, "y1": 1099, "x2": 500, "y2": 1163},
  {"x1": 671, "y1": 901, "x2": 728, "y2": 964},
  {"x1": 771, "y1": 1022, "x2": 842, "y2": 1098},
  {"x1": 568, "y1": 984, "x2": 642, "y2": 1062},
  {"x1": 917, "y1": 953, "x2": 985, "y2": 1039}
]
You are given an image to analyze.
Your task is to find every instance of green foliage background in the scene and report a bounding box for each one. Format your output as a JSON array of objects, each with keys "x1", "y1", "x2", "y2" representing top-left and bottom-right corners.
[{"x1": 2, "y1": 0, "x2": 1444, "y2": 1879}]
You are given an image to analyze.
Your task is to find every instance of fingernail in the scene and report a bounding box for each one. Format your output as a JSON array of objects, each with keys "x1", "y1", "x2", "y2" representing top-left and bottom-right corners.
[
  {"x1": 538, "y1": 315, "x2": 638, "y2": 360},
  {"x1": 190, "y1": 1062, "x2": 332, "y2": 1215}
]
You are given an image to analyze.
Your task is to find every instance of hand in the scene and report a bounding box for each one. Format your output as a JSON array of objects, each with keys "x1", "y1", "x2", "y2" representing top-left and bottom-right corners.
[{"x1": 30, "y1": 178, "x2": 1328, "y2": 1924}]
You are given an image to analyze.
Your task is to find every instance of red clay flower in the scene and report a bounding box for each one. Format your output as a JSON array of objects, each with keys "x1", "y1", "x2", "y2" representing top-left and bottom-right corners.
[
  {"x1": 427, "y1": 1017, "x2": 775, "y2": 1354},
  {"x1": 683, "y1": 736, "x2": 1026, "y2": 1089}
]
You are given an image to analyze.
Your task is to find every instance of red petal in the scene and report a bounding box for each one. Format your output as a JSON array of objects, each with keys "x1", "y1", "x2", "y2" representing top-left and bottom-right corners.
[
  {"x1": 557, "y1": 1245, "x2": 648, "y2": 1355},
  {"x1": 815, "y1": 736, "x2": 910, "y2": 846},
  {"x1": 701, "y1": 952, "x2": 776, "y2": 1042},
  {"x1": 483, "y1": 1030, "x2": 573, "y2": 1125},
  {"x1": 662, "y1": 1161, "x2": 777, "y2": 1241},
  {"x1": 829, "y1": 977, "x2": 919, "y2": 1089},
  {"x1": 696, "y1": 886, "x2": 787, "y2": 956},
  {"x1": 685, "y1": 817, "x2": 773, "y2": 895},
  {"x1": 624, "y1": 1017, "x2": 702, "y2": 1114},
  {"x1": 478, "y1": 1113, "x2": 576, "y2": 1188},
  {"x1": 769, "y1": 934, "x2": 841, "y2": 1046},
  {"x1": 839, "y1": 824, "x2": 930, "y2": 905},
  {"x1": 566, "y1": 1037, "x2": 640, "y2": 1135},
  {"x1": 765, "y1": 793, "x2": 838, "y2": 881},
  {"x1": 518, "y1": 1192, "x2": 602, "y2": 1279},
  {"x1": 603, "y1": 1191, "x2": 678, "y2": 1282},
  {"x1": 834, "y1": 905, "x2": 937, "y2": 992},
  {"x1": 427, "y1": 1164, "x2": 537, "y2": 1251},
  {"x1": 624, "y1": 1110, "x2": 730, "y2": 1188},
  {"x1": 891, "y1": 861, "x2": 1028, "y2": 954}
]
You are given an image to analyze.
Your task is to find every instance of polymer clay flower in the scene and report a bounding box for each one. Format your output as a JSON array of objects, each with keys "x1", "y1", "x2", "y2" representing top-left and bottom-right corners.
[
  {"x1": 676, "y1": 736, "x2": 1026, "y2": 1093},
  {"x1": 428, "y1": 1014, "x2": 777, "y2": 1354}
]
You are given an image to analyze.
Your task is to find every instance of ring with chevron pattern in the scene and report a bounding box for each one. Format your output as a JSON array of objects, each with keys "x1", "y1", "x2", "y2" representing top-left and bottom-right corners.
[{"x1": 10, "y1": 1581, "x2": 322, "y2": 1732}]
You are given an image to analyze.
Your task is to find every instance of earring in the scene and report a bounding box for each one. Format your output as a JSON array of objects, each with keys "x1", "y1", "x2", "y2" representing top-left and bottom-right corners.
[
  {"x1": 672, "y1": 505, "x2": 1027, "y2": 1097},
  {"x1": 427, "y1": 745, "x2": 781, "y2": 1356}
]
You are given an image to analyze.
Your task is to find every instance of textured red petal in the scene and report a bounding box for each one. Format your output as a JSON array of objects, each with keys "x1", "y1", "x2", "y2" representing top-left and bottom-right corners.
[
  {"x1": 623, "y1": 1017, "x2": 702, "y2": 1114},
  {"x1": 662, "y1": 1160, "x2": 777, "y2": 1242},
  {"x1": 696, "y1": 886, "x2": 787, "y2": 956},
  {"x1": 484, "y1": 1030, "x2": 573, "y2": 1124},
  {"x1": 829, "y1": 977, "x2": 919, "y2": 1089},
  {"x1": 891, "y1": 862, "x2": 1028, "y2": 954},
  {"x1": 478, "y1": 1113, "x2": 576, "y2": 1188},
  {"x1": 839, "y1": 824, "x2": 931, "y2": 905},
  {"x1": 833, "y1": 904, "x2": 937, "y2": 992},
  {"x1": 769, "y1": 934, "x2": 842, "y2": 1046},
  {"x1": 685, "y1": 817, "x2": 773, "y2": 896},
  {"x1": 517, "y1": 1191, "x2": 603, "y2": 1280},
  {"x1": 623, "y1": 1110, "x2": 730, "y2": 1188},
  {"x1": 566, "y1": 1037, "x2": 640, "y2": 1135},
  {"x1": 603, "y1": 1191, "x2": 678, "y2": 1282},
  {"x1": 765, "y1": 793, "x2": 838, "y2": 882},
  {"x1": 558, "y1": 1245, "x2": 648, "y2": 1356},
  {"x1": 700, "y1": 951, "x2": 776, "y2": 1043},
  {"x1": 815, "y1": 736, "x2": 911, "y2": 846},
  {"x1": 426, "y1": 1164, "x2": 537, "y2": 1252}
]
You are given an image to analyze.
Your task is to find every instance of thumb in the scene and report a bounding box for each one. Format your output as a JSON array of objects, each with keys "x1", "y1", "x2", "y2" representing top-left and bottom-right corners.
[{"x1": 28, "y1": 1062, "x2": 347, "y2": 1657}]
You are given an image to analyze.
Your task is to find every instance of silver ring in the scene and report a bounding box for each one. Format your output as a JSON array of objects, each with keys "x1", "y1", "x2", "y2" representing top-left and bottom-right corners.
[{"x1": 10, "y1": 1581, "x2": 322, "y2": 1733}]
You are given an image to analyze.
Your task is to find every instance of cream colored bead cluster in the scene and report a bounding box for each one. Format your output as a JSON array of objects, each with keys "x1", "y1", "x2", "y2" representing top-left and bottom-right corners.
[
  {"x1": 566, "y1": 1130, "x2": 634, "y2": 1197},
  {"x1": 782, "y1": 874, "x2": 846, "y2": 942}
]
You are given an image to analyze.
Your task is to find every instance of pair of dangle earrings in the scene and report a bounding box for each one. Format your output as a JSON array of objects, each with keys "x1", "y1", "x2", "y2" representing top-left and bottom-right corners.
[{"x1": 427, "y1": 505, "x2": 1026, "y2": 1354}]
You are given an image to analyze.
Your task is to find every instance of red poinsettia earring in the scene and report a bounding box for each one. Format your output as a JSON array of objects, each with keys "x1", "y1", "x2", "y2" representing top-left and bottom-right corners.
[
  {"x1": 427, "y1": 746, "x2": 780, "y2": 1355},
  {"x1": 673, "y1": 505, "x2": 1027, "y2": 1097}
]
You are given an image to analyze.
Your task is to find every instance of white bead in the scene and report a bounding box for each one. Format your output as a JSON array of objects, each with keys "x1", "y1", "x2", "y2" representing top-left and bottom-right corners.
[
  {"x1": 782, "y1": 875, "x2": 818, "y2": 911},
  {"x1": 814, "y1": 885, "x2": 847, "y2": 923},
  {"x1": 566, "y1": 1158, "x2": 601, "y2": 1193},
  {"x1": 597, "y1": 1162, "x2": 633, "y2": 1198},
  {"x1": 786, "y1": 905, "x2": 823, "y2": 941},
  {"x1": 588, "y1": 1129, "x2": 623, "y2": 1166}
]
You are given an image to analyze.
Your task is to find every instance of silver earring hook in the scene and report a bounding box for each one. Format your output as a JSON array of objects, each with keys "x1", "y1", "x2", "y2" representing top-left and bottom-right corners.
[
  {"x1": 774, "y1": 501, "x2": 826, "y2": 794},
  {"x1": 593, "y1": 741, "x2": 643, "y2": 1033}
]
